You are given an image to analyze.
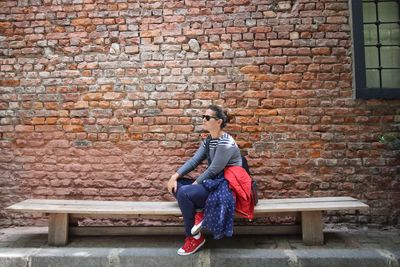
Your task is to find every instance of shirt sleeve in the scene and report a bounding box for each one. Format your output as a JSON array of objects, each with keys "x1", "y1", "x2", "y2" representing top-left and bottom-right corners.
[
  {"x1": 196, "y1": 141, "x2": 236, "y2": 184},
  {"x1": 176, "y1": 141, "x2": 207, "y2": 177}
]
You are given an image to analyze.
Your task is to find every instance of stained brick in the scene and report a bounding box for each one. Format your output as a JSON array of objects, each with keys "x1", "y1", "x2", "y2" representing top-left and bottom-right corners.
[{"x1": 270, "y1": 39, "x2": 292, "y2": 47}]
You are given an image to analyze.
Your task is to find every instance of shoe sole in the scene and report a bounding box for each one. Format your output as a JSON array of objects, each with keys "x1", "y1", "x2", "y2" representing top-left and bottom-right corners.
[
  {"x1": 191, "y1": 221, "x2": 202, "y2": 235},
  {"x1": 177, "y1": 239, "x2": 206, "y2": 256}
]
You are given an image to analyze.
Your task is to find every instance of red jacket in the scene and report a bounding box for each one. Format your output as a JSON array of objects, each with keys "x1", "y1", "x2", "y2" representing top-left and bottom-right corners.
[{"x1": 224, "y1": 166, "x2": 254, "y2": 220}]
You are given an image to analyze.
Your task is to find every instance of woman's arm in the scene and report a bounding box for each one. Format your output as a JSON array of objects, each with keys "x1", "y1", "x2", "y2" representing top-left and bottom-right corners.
[
  {"x1": 167, "y1": 141, "x2": 206, "y2": 194},
  {"x1": 176, "y1": 141, "x2": 207, "y2": 177},
  {"x1": 195, "y1": 142, "x2": 235, "y2": 184}
]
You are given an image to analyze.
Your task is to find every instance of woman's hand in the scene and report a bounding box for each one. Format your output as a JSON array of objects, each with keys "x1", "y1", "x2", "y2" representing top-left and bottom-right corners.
[{"x1": 167, "y1": 173, "x2": 180, "y2": 194}]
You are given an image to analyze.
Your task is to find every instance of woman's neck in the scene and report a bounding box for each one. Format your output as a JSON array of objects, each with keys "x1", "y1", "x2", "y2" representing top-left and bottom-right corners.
[{"x1": 209, "y1": 129, "x2": 224, "y2": 139}]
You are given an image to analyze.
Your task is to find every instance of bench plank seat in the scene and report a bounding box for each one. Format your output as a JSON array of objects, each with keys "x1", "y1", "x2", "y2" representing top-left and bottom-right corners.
[
  {"x1": 7, "y1": 197, "x2": 368, "y2": 214},
  {"x1": 6, "y1": 196, "x2": 368, "y2": 246}
]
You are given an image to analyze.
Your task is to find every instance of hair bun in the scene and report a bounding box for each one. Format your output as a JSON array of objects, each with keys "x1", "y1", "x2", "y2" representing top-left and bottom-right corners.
[{"x1": 224, "y1": 110, "x2": 231, "y2": 124}]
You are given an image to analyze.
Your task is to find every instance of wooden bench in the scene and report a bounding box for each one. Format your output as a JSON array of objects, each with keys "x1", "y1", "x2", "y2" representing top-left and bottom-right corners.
[{"x1": 6, "y1": 196, "x2": 368, "y2": 246}]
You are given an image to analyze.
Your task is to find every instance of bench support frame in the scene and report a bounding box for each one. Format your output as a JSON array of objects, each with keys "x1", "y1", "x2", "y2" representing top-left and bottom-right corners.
[
  {"x1": 7, "y1": 197, "x2": 368, "y2": 247},
  {"x1": 48, "y1": 213, "x2": 69, "y2": 246},
  {"x1": 301, "y1": 211, "x2": 324, "y2": 245},
  {"x1": 46, "y1": 211, "x2": 325, "y2": 246}
]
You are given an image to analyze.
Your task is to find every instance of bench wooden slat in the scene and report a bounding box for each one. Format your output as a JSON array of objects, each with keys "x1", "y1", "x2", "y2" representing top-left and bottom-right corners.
[
  {"x1": 257, "y1": 196, "x2": 360, "y2": 204},
  {"x1": 6, "y1": 197, "x2": 368, "y2": 215},
  {"x1": 8, "y1": 196, "x2": 358, "y2": 206},
  {"x1": 6, "y1": 200, "x2": 181, "y2": 215},
  {"x1": 69, "y1": 211, "x2": 300, "y2": 220},
  {"x1": 70, "y1": 225, "x2": 302, "y2": 236},
  {"x1": 256, "y1": 200, "x2": 369, "y2": 212}
]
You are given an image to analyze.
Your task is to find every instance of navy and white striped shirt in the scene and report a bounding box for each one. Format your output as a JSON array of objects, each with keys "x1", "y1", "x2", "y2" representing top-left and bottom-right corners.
[{"x1": 177, "y1": 133, "x2": 242, "y2": 184}]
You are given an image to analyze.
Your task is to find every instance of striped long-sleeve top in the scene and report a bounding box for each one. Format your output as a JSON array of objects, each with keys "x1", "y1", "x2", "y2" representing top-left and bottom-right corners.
[{"x1": 177, "y1": 133, "x2": 242, "y2": 184}]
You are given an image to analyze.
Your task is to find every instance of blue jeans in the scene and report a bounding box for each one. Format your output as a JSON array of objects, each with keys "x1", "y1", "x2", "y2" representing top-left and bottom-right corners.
[{"x1": 174, "y1": 178, "x2": 209, "y2": 236}]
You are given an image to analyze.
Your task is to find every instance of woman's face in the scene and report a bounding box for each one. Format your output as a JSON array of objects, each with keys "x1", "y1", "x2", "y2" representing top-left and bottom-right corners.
[{"x1": 202, "y1": 109, "x2": 222, "y2": 132}]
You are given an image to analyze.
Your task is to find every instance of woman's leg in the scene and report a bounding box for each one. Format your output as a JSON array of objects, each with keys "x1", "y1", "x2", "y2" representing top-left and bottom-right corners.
[{"x1": 175, "y1": 181, "x2": 209, "y2": 237}]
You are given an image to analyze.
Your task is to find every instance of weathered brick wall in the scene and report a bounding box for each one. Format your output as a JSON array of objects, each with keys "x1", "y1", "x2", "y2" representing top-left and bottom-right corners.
[{"x1": 0, "y1": 0, "x2": 399, "y2": 227}]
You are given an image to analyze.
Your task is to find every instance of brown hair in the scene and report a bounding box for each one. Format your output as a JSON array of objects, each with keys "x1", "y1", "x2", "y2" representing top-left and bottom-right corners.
[{"x1": 208, "y1": 105, "x2": 231, "y2": 129}]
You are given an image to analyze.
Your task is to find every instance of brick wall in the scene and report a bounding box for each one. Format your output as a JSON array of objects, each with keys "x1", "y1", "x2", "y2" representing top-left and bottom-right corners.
[{"x1": 0, "y1": 0, "x2": 399, "y2": 226}]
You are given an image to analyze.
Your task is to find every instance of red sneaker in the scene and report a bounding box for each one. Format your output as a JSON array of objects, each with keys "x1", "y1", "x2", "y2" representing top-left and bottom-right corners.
[
  {"x1": 177, "y1": 234, "x2": 206, "y2": 256},
  {"x1": 191, "y1": 211, "x2": 204, "y2": 235}
]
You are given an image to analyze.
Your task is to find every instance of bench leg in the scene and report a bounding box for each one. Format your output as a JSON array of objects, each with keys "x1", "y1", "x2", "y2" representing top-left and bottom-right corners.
[
  {"x1": 48, "y1": 213, "x2": 69, "y2": 246},
  {"x1": 301, "y1": 211, "x2": 323, "y2": 246}
]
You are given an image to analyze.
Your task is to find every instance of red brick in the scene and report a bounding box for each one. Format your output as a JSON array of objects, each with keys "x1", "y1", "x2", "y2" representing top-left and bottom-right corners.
[
  {"x1": 270, "y1": 90, "x2": 291, "y2": 97},
  {"x1": 226, "y1": 27, "x2": 247, "y2": 33},
  {"x1": 195, "y1": 92, "x2": 220, "y2": 99},
  {"x1": 210, "y1": 52, "x2": 223, "y2": 59},
  {"x1": 172, "y1": 125, "x2": 193, "y2": 132},
  {"x1": 0, "y1": 79, "x2": 20, "y2": 86},
  {"x1": 83, "y1": 93, "x2": 103, "y2": 101},
  {"x1": 103, "y1": 92, "x2": 125, "y2": 100},
  {"x1": 270, "y1": 40, "x2": 292, "y2": 47},
  {"x1": 242, "y1": 91, "x2": 267, "y2": 98},
  {"x1": 164, "y1": 15, "x2": 185, "y2": 23},
  {"x1": 140, "y1": 30, "x2": 161, "y2": 37},
  {"x1": 125, "y1": 45, "x2": 139, "y2": 54},
  {"x1": 183, "y1": 28, "x2": 204, "y2": 35},
  {"x1": 35, "y1": 125, "x2": 59, "y2": 132},
  {"x1": 265, "y1": 57, "x2": 287, "y2": 65},
  {"x1": 254, "y1": 109, "x2": 278, "y2": 116},
  {"x1": 280, "y1": 73, "x2": 302, "y2": 82},
  {"x1": 0, "y1": 125, "x2": 14, "y2": 132},
  {"x1": 15, "y1": 125, "x2": 34, "y2": 132},
  {"x1": 327, "y1": 16, "x2": 347, "y2": 24},
  {"x1": 71, "y1": 18, "x2": 92, "y2": 26},
  {"x1": 288, "y1": 56, "x2": 312, "y2": 64},
  {"x1": 249, "y1": 74, "x2": 279, "y2": 82},
  {"x1": 254, "y1": 41, "x2": 268, "y2": 48},
  {"x1": 205, "y1": 28, "x2": 226, "y2": 35},
  {"x1": 312, "y1": 47, "x2": 331, "y2": 55},
  {"x1": 31, "y1": 118, "x2": 45, "y2": 125},
  {"x1": 228, "y1": 0, "x2": 250, "y2": 4},
  {"x1": 63, "y1": 125, "x2": 84, "y2": 132},
  {"x1": 250, "y1": 26, "x2": 272, "y2": 33},
  {"x1": 240, "y1": 65, "x2": 259, "y2": 74}
]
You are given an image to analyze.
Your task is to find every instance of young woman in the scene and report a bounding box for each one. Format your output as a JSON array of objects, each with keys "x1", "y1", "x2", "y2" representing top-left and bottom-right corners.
[{"x1": 167, "y1": 105, "x2": 242, "y2": 256}]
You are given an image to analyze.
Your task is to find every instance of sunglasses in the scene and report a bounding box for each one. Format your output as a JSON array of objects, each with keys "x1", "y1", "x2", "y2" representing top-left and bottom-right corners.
[{"x1": 202, "y1": 115, "x2": 218, "y2": 121}]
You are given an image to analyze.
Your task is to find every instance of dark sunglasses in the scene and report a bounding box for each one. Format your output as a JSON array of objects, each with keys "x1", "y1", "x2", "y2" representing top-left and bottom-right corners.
[{"x1": 202, "y1": 115, "x2": 218, "y2": 121}]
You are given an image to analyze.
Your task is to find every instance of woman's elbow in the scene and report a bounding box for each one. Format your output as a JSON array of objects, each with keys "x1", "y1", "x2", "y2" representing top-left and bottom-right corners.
[{"x1": 207, "y1": 168, "x2": 223, "y2": 178}]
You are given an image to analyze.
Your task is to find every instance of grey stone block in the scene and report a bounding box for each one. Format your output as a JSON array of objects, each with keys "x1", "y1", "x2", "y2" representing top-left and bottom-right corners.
[
  {"x1": 118, "y1": 248, "x2": 200, "y2": 267},
  {"x1": 295, "y1": 249, "x2": 389, "y2": 267},
  {"x1": 0, "y1": 248, "x2": 35, "y2": 267},
  {"x1": 211, "y1": 249, "x2": 291, "y2": 267},
  {"x1": 30, "y1": 248, "x2": 109, "y2": 267},
  {"x1": 385, "y1": 249, "x2": 400, "y2": 266}
]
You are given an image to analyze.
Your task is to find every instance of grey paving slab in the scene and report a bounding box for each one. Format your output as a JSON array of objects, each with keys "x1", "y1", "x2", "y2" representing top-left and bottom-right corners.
[
  {"x1": 0, "y1": 226, "x2": 399, "y2": 267},
  {"x1": 294, "y1": 249, "x2": 390, "y2": 267},
  {"x1": 31, "y1": 248, "x2": 110, "y2": 267},
  {"x1": 210, "y1": 249, "x2": 292, "y2": 267},
  {"x1": 118, "y1": 248, "x2": 202, "y2": 267},
  {"x1": 391, "y1": 250, "x2": 400, "y2": 265},
  {"x1": 0, "y1": 248, "x2": 39, "y2": 267}
]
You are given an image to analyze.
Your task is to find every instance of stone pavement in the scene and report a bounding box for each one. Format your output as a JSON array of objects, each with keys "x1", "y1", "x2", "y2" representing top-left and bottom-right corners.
[{"x1": 0, "y1": 225, "x2": 399, "y2": 267}]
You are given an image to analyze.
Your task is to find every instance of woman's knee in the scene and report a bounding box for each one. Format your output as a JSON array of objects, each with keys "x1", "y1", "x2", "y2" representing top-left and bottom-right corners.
[{"x1": 176, "y1": 185, "x2": 190, "y2": 201}]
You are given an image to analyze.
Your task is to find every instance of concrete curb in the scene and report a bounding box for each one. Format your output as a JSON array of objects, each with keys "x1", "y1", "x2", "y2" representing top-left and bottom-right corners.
[{"x1": 1, "y1": 247, "x2": 399, "y2": 267}]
